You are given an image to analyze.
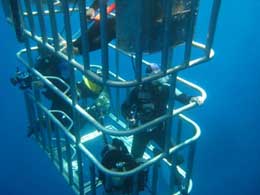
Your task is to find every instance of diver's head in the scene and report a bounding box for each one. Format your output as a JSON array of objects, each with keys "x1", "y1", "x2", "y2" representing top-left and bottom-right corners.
[
  {"x1": 145, "y1": 63, "x2": 161, "y2": 74},
  {"x1": 145, "y1": 63, "x2": 170, "y2": 84}
]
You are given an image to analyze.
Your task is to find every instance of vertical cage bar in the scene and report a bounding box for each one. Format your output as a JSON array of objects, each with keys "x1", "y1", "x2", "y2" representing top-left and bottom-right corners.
[
  {"x1": 9, "y1": 0, "x2": 25, "y2": 42},
  {"x1": 1, "y1": 0, "x2": 11, "y2": 18},
  {"x1": 61, "y1": 1, "x2": 84, "y2": 194},
  {"x1": 132, "y1": 174, "x2": 139, "y2": 195},
  {"x1": 78, "y1": 0, "x2": 90, "y2": 71},
  {"x1": 115, "y1": 48, "x2": 120, "y2": 118},
  {"x1": 23, "y1": 36, "x2": 40, "y2": 141},
  {"x1": 176, "y1": 117, "x2": 183, "y2": 145},
  {"x1": 34, "y1": 90, "x2": 47, "y2": 150},
  {"x1": 205, "y1": 0, "x2": 221, "y2": 58},
  {"x1": 183, "y1": 0, "x2": 200, "y2": 66},
  {"x1": 169, "y1": 118, "x2": 183, "y2": 193},
  {"x1": 35, "y1": 0, "x2": 48, "y2": 44},
  {"x1": 61, "y1": 0, "x2": 74, "y2": 59},
  {"x1": 24, "y1": 92, "x2": 37, "y2": 137},
  {"x1": 182, "y1": 143, "x2": 196, "y2": 194},
  {"x1": 161, "y1": 0, "x2": 174, "y2": 73},
  {"x1": 24, "y1": 0, "x2": 36, "y2": 37},
  {"x1": 89, "y1": 163, "x2": 97, "y2": 195},
  {"x1": 164, "y1": 73, "x2": 177, "y2": 153},
  {"x1": 99, "y1": 0, "x2": 109, "y2": 81},
  {"x1": 151, "y1": 162, "x2": 159, "y2": 195},
  {"x1": 65, "y1": 137, "x2": 74, "y2": 185},
  {"x1": 47, "y1": 0, "x2": 60, "y2": 51},
  {"x1": 134, "y1": 0, "x2": 143, "y2": 83},
  {"x1": 55, "y1": 126, "x2": 64, "y2": 172},
  {"x1": 46, "y1": 116, "x2": 54, "y2": 161}
]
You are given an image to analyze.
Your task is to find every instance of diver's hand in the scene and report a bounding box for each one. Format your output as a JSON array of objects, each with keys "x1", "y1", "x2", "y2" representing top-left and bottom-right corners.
[
  {"x1": 190, "y1": 96, "x2": 204, "y2": 106},
  {"x1": 86, "y1": 8, "x2": 96, "y2": 19}
]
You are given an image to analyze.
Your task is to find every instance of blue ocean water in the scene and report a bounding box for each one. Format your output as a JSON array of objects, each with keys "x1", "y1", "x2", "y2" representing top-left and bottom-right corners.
[{"x1": 0, "y1": 1, "x2": 259, "y2": 195}]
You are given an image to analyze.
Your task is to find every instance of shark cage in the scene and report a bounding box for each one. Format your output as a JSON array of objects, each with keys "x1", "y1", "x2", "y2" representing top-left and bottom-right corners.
[{"x1": 2, "y1": 0, "x2": 220, "y2": 194}]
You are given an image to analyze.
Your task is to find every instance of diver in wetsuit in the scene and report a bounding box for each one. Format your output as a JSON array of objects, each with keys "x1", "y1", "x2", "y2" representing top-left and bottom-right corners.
[
  {"x1": 36, "y1": 52, "x2": 110, "y2": 127},
  {"x1": 72, "y1": 0, "x2": 116, "y2": 53},
  {"x1": 121, "y1": 63, "x2": 193, "y2": 159}
]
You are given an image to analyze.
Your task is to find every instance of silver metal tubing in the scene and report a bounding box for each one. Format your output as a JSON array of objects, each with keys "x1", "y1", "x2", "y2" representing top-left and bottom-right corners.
[
  {"x1": 99, "y1": 0, "x2": 109, "y2": 82},
  {"x1": 151, "y1": 160, "x2": 159, "y2": 195},
  {"x1": 65, "y1": 136, "x2": 74, "y2": 185},
  {"x1": 161, "y1": 0, "x2": 174, "y2": 72},
  {"x1": 47, "y1": 0, "x2": 60, "y2": 51},
  {"x1": 89, "y1": 163, "x2": 97, "y2": 195},
  {"x1": 62, "y1": 1, "x2": 84, "y2": 193},
  {"x1": 183, "y1": 0, "x2": 200, "y2": 67},
  {"x1": 34, "y1": 87, "x2": 47, "y2": 150},
  {"x1": 164, "y1": 74, "x2": 177, "y2": 153},
  {"x1": 23, "y1": 6, "x2": 80, "y2": 16},
  {"x1": 182, "y1": 143, "x2": 196, "y2": 194},
  {"x1": 24, "y1": 92, "x2": 37, "y2": 138},
  {"x1": 49, "y1": 110, "x2": 74, "y2": 130},
  {"x1": 17, "y1": 47, "x2": 206, "y2": 137},
  {"x1": 24, "y1": 0, "x2": 36, "y2": 37},
  {"x1": 35, "y1": 0, "x2": 47, "y2": 44},
  {"x1": 132, "y1": 174, "x2": 139, "y2": 195},
  {"x1": 19, "y1": 29, "x2": 215, "y2": 88},
  {"x1": 28, "y1": 91, "x2": 200, "y2": 178},
  {"x1": 61, "y1": 0, "x2": 74, "y2": 60},
  {"x1": 78, "y1": 0, "x2": 90, "y2": 71},
  {"x1": 45, "y1": 76, "x2": 71, "y2": 95},
  {"x1": 134, "y1": 0, "x2": 144, "y2": 83},
  {"x1": 54, "y1": 122, "x2": 64, "y2": 172},
  {"x1": 46, "y1": 116, "x2": 54, "y2": 161},
  {"x1": 78, "y1": 113, "x2": 201, "y2": 178},
  {"x1": 205, "y1": 0, "x2": 221, "y2": 58}
]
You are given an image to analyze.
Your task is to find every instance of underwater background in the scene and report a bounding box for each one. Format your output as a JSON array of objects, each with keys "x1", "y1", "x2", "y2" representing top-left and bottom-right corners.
[{"x1": 0, "y1": 0, "x2": 259, "y2": 194}]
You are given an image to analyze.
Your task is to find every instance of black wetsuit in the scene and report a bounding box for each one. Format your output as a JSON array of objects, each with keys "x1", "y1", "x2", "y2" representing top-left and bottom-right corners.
[
  {"x1": 72, "y1": 0, "x2": 116, "y2": 53},
  {"x1": 35, "y1": 53, "x2": 73, "y2": 125},
  {"x1": 121, "y1": 80, "x2": 191, "y2": 158}
]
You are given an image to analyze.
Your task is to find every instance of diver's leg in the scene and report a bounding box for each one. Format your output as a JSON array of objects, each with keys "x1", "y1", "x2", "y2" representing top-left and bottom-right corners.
[
  {"x1": 131, "y1": 131, "x2": 151, "y2": 158},
  {"x1": 73, "y1": 17, "x2": 116, "y2": 53}
]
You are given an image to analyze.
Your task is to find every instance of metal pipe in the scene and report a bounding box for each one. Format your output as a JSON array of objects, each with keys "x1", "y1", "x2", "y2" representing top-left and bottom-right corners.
[
  {"x1": 9, "y1": 0, "x2": 25, "y2": 42},
  {"x1": 34, "y1": 87, "x2": 47, "y2": 150},
  {"x1": 35, "y1": 0, "x2": 48, "y2": 44},
  {"x1": 182, "y1": 143, "x2": 196, "y2": 195},
  {"x1": 161, "y1": 0, "x2": 174, "y2": 72},
  {"x1": 24, "y1": 0, "x2": 36, "y2": 37},
  {"x1": 134, "y1": 0, "x2": 143, "y2": 82},
  {"x1": 183, "y1": 0, "x2": 200, "y2": 67},
  {"x1": 89, "y1": 163, "x2": 97, "y2": 195},
  {"x1": 17, "y1": 48, "x2": 205, "y2": 136},
  {"x1": 61, "y1": 1, "x2": 84, "y2": 194},
  {"x1": 47, "y1": 0, "x2": 60, "y2": 51},
  {"x1": 78, "y1": 0, "x2": 90, "y2": 71},
  {"x1": 18, "y1": 31, "x2": 215, "y2": 87},
  {"x1": 24, "y1": 92, "x2": 37, "y2": 138},
  {"x1": 151, "y1": 161, "x2": 159, "y2": 195},
  {"x1": 164, "y1": 74, "x2": 177, "y2": 153},
  {"x1": 206, "y1": 0, "x2": 221, "y2": 58},
  {"x1": 54, "y1": 124, "x2": 64, "y2": 172},
  {"x1": 99, "y1": 0, "x2": 109, "y2": 82},
  {"x1": 65, "y1": 137, "x2": 74, "y2": 185},
  {"x1": 46, "y1": 116, "x2": 54, "y2": 161},
  {"x1": 28, "y1": 93, "x2": 201, "y2": 178}
]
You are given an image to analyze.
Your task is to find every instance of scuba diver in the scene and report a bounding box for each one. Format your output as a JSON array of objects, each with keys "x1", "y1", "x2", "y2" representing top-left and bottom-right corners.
[
  {"x1": 72, "y1": 0, "x2": 116, "y2": 54},
  {"x1": 121, "y1": 63, "x2": 194, "y2": 159},
  {"x1": 11, "y1": 47, "x2": 110, "y2": 130},
  {"x1": 99, "y1": 138, "x2": 148, "y2": 195}
]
